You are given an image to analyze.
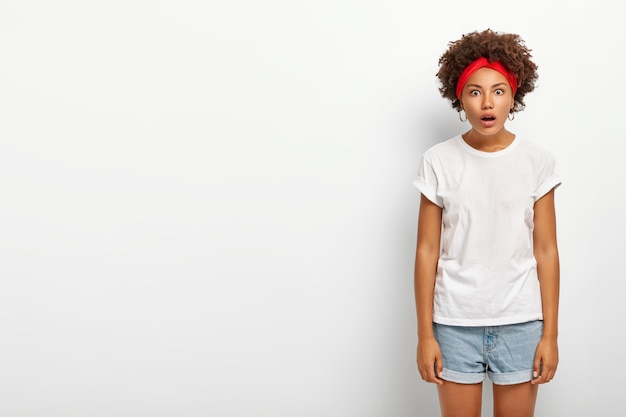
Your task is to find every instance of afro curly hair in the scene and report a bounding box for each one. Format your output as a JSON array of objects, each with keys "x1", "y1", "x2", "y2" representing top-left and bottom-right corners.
[{"x1": 437, "y1": 29, "x2": 538, "y2": 113}]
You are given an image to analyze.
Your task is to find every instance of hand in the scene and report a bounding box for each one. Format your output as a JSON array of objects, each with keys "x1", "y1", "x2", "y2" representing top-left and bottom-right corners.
[
  {"x1": 531, "y1": 337, "x2": 558, "y2": 384},
  {"x1": 417, "y1": 337, "x2": 443, "y2": 384}
]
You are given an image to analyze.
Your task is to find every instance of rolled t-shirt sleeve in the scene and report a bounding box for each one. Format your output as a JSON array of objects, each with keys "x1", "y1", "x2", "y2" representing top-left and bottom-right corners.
[
  {"x1": 535, "y1": 153, "x2": 562, "y2": 201},
  {"x1": 413, "y1": 156, "x2": 443, "y2": 207}
]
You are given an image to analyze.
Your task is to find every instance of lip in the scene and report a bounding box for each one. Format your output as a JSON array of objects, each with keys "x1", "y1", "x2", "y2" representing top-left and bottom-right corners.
[{"x1": 480, "y1": 113, "x2": 497, "y2": 127}]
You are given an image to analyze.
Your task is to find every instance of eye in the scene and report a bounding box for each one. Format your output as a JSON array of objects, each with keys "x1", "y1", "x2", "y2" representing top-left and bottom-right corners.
[
  {"x1": 470, "y1": 90, "x2": 480, "y2": 96},
  {"x1": 495, "y1": 88, "x2": 504, "y2": 95}
]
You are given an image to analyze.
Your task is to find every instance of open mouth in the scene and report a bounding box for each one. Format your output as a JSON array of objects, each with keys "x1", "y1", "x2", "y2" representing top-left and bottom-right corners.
[{"x1": 480, "y1": 115, "x2": 497, "y2": 127}]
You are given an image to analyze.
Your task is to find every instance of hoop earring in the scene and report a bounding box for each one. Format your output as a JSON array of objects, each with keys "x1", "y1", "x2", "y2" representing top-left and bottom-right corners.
[
  {"x1": 508, "y1": 112, "x2": 515, "y2": 121},
  {"x1": 459, "y1": 110, "x2": 467, "y2": 122}
]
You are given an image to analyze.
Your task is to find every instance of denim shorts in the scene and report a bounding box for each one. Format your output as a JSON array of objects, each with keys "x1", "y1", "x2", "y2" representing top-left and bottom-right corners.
[{"x1": 432, "y1": 320, "x2": 543, "y2": 385}]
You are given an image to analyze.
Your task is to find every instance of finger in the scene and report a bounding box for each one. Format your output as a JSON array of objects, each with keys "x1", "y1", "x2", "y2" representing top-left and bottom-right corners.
[
  {"x1": 418, "y1": 364, "x2": 431, "y2": 382},
  {"x1": 427, "y1": 362, "x2": 442, "y2": 385},
  {"x1": 417, "y1": 364, "x2": 426, "y2": 381},
  {"x1": 532, "y1": 356, "x2": 541, "y2": 381},
  {"x1": 530, "y1": 360, "x2": 541, "y2": 384},
  {"x1": 532, "y1": 364, "x2": 556, "y2": 384},
  {"x1": 435, "y1": 355, "x2": 444, "y2": 382},
  {"x1": 531, "y1": 372, "x2": 546, "y2": 384},
  {"x1": 420, "y1": 362, "x2": 438, "y2": 384},
  {"x1": 533, "y1": 373, "x2": 551, "y2": 384},
  {"x1": 541, "y1": 365, "x2": 557, "y2": 383},
  {"x1": 419, "y1": 370, "x2": 427, "y2": 381},
  {"x1": 427, "y1": 370, "x2": 442, "y2": 384}
]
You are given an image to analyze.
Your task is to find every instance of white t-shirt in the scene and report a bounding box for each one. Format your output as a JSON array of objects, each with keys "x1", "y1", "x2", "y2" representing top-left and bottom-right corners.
[{"x1": 413, "y1": 135, "x2": 561, "y2": 326}]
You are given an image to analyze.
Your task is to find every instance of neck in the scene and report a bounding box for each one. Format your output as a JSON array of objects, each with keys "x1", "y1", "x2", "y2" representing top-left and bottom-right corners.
[{"x1": 462, "y1": 129, "x2": 515, "y2": 152}]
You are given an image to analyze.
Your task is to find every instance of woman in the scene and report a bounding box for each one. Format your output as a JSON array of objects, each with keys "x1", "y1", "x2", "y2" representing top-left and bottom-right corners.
[{"x1": 413, "y1": 29, "x2": 560, "y2": 417}]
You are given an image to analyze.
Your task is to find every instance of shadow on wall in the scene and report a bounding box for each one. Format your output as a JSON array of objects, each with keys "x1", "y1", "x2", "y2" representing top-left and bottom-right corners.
[
  {"x1": 410, "y1": 103, "x2": 462, "y2": 159},
  {"x1": 390, "y1": 106, "x2": 463, "y2": 416}
]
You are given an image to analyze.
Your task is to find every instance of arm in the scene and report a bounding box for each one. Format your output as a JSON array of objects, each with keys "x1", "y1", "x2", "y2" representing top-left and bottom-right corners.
[
  {"x1": 414, "y1": 193, "x2": 443, "y2": 384},
  {"x1": 531, "y1": 188, "x2": 560, "y2": 384}
]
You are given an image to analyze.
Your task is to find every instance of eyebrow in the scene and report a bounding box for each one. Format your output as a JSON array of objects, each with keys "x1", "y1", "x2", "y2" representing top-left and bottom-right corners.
[{"x1": 465, "y1": 82, "x2": 508, "y2": 89}]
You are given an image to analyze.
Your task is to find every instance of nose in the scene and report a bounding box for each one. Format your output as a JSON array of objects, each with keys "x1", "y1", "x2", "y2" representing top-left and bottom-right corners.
[{"x1": 481, "y1": 95, "x2": 493, "y2": 109}]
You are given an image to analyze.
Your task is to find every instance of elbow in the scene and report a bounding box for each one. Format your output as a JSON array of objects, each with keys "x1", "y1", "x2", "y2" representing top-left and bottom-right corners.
[{"x1": 534, "y1": 244, "x2": 559, "y2": 261}]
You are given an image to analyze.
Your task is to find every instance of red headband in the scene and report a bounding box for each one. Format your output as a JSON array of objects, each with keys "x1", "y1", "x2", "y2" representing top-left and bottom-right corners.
[{"x1": 455, "y1": 57, "x2": 518, "y2": 100}]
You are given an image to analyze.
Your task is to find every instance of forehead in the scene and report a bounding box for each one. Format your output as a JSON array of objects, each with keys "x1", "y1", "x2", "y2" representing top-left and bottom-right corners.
[{"x1": 465, "y1": 67, "x2": 509, "y2": 85}]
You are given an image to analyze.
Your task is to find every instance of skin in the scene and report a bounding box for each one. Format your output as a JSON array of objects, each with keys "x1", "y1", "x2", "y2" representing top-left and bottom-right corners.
[{"x1": 414, "y1": 67, "x2": 560, "y2": 417}]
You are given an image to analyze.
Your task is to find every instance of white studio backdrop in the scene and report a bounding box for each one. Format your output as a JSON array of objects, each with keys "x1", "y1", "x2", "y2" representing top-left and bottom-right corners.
[{"x1": 0, "y1": 1, "x2": 623, "y2": 416}]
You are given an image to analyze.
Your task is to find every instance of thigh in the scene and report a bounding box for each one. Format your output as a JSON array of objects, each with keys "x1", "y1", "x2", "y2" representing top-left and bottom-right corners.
[
  {"x1": 492, "y1": 382, "x2": 538, "y2": 417},
  {"x1": 437, "y1": 381, "x2": 482, "y2": 417}
]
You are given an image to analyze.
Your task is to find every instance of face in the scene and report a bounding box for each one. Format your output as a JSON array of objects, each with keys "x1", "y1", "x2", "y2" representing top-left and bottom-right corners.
[{"x1": 459, "y1": 67, "x2": 515, "y2": 136}]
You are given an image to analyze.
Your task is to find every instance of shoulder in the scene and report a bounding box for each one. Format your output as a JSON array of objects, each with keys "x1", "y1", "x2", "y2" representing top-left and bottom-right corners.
[
  {"x1": 515, "y1": 137, "x2": 558, "y2": 168},
  {"x1": 516, "y1": 137, "x2": 557, "y2": 159},
  {"x1": 422, "y1": 135, "x2": 462, "y2": 161}
]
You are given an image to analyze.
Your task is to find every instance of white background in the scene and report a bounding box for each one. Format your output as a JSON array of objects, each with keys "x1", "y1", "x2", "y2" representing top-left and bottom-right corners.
[{"x1": 0, "y1": 1, "x2": 623, "y2": 416}]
